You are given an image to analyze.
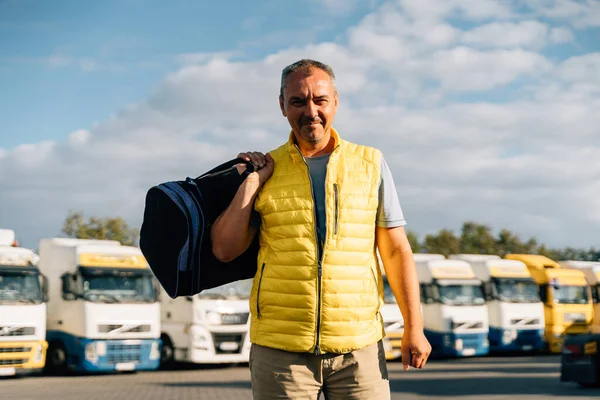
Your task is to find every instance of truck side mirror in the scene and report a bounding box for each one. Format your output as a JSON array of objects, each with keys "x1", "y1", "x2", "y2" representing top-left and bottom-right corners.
[{"x1": 61, "y1": 273, "x2": 77, "y2": 301}]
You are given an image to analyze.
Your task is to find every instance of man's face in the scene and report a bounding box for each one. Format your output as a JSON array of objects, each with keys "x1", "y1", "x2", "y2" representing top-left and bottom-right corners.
[{"x1": 279, "y1": 68, "x2": 338, "y2": 145}]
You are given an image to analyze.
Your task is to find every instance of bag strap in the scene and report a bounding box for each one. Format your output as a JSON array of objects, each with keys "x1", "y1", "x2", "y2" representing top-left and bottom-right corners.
[{"x1": 196, "y1": 158, "x2": 256, "y2": 180}]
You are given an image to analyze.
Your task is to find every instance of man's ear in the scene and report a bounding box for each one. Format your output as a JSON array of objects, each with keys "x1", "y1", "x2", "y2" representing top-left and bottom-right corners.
[{"x1": 279, "y1": 95, "x2": 287, "y2": 117}]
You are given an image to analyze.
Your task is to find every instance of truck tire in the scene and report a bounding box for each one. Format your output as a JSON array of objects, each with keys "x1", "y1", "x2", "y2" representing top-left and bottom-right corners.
[
  {"x1": 45, "y1": 341, "x2": 68, "y2": 375},
  {"x1": 160, "y1": 335, "x2": 175, "y2": 370}
]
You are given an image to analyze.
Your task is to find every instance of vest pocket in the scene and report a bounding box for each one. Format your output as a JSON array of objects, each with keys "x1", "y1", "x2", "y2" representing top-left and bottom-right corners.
[
  {"x1": 256, "y1": 263, "x2": 266, "y2": 319},
  {"x1": 333, "y1": 183, "x2": 339, "y2": 236}
]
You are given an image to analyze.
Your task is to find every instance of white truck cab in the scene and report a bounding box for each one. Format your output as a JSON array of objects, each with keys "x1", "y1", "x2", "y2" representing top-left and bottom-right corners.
[
  {"x1": 450, "y1": 254, "x2": 545, "y2": 352},
  {"x1": 38, "y1": 238, "x2": 161, "y2": 373},
  {"x1": 159, "y1": 279, "x2": 253, "y2": 366},
  {"x1": 415, "y1": 253, "x2": 489, "y2": 357},
  {"x1": 0, "y1": 229, "x2": 48, "y2": 377}
]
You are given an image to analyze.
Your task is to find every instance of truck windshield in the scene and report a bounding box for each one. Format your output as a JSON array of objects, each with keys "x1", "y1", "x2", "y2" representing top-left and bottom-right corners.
[
  {"x1": 383, "y1": 277, "x2": 396, "y2": 304},
  {"x1": 80, "y1": 269, "x2": 156, "y2": 303},
  {"x1": 437, "y1": 284, "x2": 485, "y2": 306},
  {"x1": 553, "y1": 285, "x2": 590, "y2": 305},
  {"x1": 197, "y1": 279, "x2": 253, "y2": 300},
  {"x1": 494, "y1": 279, "x2": 541, "y2": 303},
  {"x1": 0, "y1": 270, "x2": 43, "y2": 304}
]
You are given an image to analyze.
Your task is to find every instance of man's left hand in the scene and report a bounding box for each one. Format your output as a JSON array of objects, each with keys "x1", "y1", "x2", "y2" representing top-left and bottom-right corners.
[{"x1": 401, "y1": 327, "x2": 432, "y2": 371}]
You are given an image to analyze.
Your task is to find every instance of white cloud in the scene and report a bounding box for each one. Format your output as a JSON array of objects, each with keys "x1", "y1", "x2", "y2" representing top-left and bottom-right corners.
[
  {"x1": 549, "y1": 26, "x2": 575, "y2": 43},
  {"x1": 524, "y1": 0, "x2": 600, "y2": 28},
  {"x1": 68, "y1": 129, "x2": 92, "y2": 146},
  {"x1": 425, "y1": 47, "x2": 552, "y2": 91},
  {"x1": 462, "y1": 21, "x2": 551, "y2": 48},
  {"x1": 2, "y1": 0, "x2": 600, "y2": 250}
]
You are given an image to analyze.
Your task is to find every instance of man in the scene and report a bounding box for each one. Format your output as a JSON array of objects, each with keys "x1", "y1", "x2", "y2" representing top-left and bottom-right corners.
[{"x1": 211, "y1": 59, "x2": 430, "y2": 399}]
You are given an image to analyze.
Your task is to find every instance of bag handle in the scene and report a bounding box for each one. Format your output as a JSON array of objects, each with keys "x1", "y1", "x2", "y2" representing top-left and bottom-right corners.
[{"x1": 196, "y1": 157, "x2": 256, "y2": 180}]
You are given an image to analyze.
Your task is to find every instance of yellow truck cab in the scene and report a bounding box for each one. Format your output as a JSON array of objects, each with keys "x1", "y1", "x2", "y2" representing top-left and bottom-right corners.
[
  {"x1": 505, "y1": 254, "x2": 593, "y2": 353},
  {"x1": 559, "y1": 261, "x2": 600, "y2": 329}
]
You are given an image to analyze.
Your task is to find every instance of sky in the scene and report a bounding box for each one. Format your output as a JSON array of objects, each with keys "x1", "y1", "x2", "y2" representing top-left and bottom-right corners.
[{"x1": 1, "y1": 0, "x2": 599, "y2": 250}]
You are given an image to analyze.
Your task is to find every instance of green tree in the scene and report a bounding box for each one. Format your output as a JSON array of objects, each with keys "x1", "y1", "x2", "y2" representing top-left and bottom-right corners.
[
  {"x1": 406, "y1": 229, "x2": 422, "y2": 253},
  {"x1": 423, "y1": 229, "x2": 460, "y2": 257},
  {"x1": 62, "y1": 210, "x2": 139, "y2": 246},
  {"x1": 459, "y1": 222, "x2": 497, "y2": 255},
  {"x1": 495, "y1": 229, "x2": 534, "y2": 257}
]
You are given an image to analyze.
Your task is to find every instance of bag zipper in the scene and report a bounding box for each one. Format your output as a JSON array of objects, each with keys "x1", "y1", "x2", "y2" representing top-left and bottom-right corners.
[{"x1": 256, "y1": 263, "x2": 266, "y2": 319}]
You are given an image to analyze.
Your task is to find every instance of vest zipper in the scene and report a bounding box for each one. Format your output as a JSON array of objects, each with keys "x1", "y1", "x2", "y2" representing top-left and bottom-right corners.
[
  {"x1": 256, "y1": 263, "x2": 266, "y2": 319},
  {"x1": 295, "y1": 145, "x2": 323, "y2": 355},
  {"x1": 333, "y1": 183, "x2": 339, "y2": 236}
]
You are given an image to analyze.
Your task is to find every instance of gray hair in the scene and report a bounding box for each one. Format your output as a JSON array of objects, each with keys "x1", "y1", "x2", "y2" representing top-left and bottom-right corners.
[{"x1": 279, "y1": 59, "x2": 336, "y2": 99}]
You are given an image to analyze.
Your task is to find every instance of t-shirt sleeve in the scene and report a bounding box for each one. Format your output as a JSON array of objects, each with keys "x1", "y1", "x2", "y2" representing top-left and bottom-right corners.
[{"x1": 376, "y1": 155, "x2": 407, "y2": 228}]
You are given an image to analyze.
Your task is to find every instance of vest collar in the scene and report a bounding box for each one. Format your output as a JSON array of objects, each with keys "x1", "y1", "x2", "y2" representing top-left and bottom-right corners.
[{"x1": 286, "y1": 127, "x2": 342, "y2": 164}]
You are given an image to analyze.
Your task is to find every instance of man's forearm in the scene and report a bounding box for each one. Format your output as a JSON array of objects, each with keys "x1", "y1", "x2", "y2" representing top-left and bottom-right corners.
[
  {"x1": 376, "y1": 227, "x2": 423, "y2": 330},
  {"x1": 393, "y1": 250, "x2": 423, "y2": 329},
  {"x1": 211, "y1": 177, "x2": 260, "y2": 262}
]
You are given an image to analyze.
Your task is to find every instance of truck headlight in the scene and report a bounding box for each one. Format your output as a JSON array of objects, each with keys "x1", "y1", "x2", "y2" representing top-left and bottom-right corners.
[
  {"x1": 455, "y1": 339, "x2": 463, "y2": 351},
  {"x1": 34, "y1": 344, "x2": 43, "y2": 362},
  {"x1": 502, "y1": 330, "x2": 515, "y2": 344},
  {"x1": 193, "y1": 332, "x2": 209, "y2": 343},
  {"x1": 85, "y1": 343, "x2": 98, "y2": 363},
  {"x1": 149, "y1": 341, "x2": 160, "y2": 360}
]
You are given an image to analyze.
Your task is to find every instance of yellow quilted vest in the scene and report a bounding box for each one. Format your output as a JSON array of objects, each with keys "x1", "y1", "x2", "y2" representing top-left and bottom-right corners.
[{"x1": 249, "y1": 128, "x2": 385, "y2": 354}]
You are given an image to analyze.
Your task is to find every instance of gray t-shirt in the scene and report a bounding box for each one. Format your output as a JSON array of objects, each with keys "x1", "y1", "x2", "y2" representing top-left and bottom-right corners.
[{"x1": 250, "y1": 154, "x2": 406, "y2": 251}]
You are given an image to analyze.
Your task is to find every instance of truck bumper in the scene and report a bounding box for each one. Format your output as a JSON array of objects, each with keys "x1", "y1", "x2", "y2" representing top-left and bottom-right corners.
[
  {"x1": 0, "y1": 340, "x2": 48, "y2": 377},
  {"x1": 489, "y1": 327, "x2": 545, "y2": 352},
  {"x1": 185, "y1": 330, "x2": 250, "y2": 364},
  {"x1": 426, "y1": 330, "x2": 489, "y2": 357}
]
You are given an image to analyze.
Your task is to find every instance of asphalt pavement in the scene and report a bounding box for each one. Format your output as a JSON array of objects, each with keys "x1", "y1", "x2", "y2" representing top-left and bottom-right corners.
[{"x1": 1, "y1": 354, "x2": 599, "y2": 400}]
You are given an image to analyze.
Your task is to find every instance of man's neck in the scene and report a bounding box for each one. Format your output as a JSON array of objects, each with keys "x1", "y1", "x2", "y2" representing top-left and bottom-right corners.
[{"x1": 295, "y1": 132, "x2": 336, "y2": 158}]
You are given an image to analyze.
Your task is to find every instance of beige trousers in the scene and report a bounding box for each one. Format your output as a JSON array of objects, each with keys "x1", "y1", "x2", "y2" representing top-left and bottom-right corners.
[{"x1": 249, "y1": 340, "x2": 391, "y2": 400}]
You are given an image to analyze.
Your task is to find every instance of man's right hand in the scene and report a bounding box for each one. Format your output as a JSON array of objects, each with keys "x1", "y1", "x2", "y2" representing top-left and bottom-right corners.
[{"x1": 237, "y1": 151, "x2": 274, "y2": 186}]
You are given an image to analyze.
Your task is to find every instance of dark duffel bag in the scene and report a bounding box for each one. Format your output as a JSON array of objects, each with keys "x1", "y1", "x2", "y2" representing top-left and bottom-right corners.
[{"x1": 140, "y1": 158, "x2": 259, "y2": 298}]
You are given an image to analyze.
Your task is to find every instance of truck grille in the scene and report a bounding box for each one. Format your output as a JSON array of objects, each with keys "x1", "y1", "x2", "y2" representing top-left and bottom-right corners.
[
  {"x1": 564, "y1": 313, "x2": 587, "y2": 324},
  {"x1": 0, "y1": 326, "x2": 35, "y2": 337},
  {"x1": 220, "y1": 312, "x2": 249, "y2": 326},
  {"x1": 511, "y1": 318, "x2": 540, "y2": 326},
  {"x1": 0, "y1": 347, "x2": 31, "y2": 353},
  {"x1": 98, "y1": 324, "x2": 151, "y2": 333},
  {"x1": 211, "y1": 332, "x2": 245, "y2": 354},
  {"x1": 0, "y1": 358, "x2": 27, "y2": 366},
  {"x1": 106, "y1": 343, "x2": 142, "y2": 364},
  {"x1": 452, "y1": 321, "x2": 484, "y2": 330}
]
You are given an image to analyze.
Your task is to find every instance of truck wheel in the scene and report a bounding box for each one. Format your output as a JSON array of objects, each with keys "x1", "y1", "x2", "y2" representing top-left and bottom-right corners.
[
  {"x1": 45, "y1": 341, "x2": 68, "y2": 375},
  {"x1": 160, "y1": 336, "x2": 175, "y2": 370}
]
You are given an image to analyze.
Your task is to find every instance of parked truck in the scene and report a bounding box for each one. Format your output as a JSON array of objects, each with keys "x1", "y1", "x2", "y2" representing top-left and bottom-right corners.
[
  {"x1": 559, "y1": 261, "x2": 600, "y2": 328},
  {"x1": 415, "y1": 253, "x2": 489, "y2": 357},
  {"x1": 38, "y1": 238, "x2": 161, "y2": 373},
  {"x1": 0, "y1": 229, "x2": 48, "y2": 377},
  {"x1": 505, "y1": 254, "x2": 593, "y2": 353},
  {"x1": 451, "y1": 254, "x2": 545, "y2": 352},
  {"x1": 159, "y1": 279, "x2": 253, "y2": 367}
]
